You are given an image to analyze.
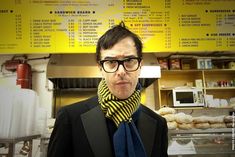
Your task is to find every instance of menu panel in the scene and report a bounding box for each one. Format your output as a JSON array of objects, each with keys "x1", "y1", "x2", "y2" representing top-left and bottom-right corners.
[{"x1": 0, "y1": 0, "x2": 234, "y2": 53}]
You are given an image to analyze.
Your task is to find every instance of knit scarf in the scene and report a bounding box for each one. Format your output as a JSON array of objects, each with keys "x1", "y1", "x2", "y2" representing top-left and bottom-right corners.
[{"x1": 98, "y1": 79, "x2": 147, "y2": 157}]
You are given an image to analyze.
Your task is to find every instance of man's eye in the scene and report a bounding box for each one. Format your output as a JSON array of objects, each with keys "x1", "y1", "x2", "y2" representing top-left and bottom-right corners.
[
  {"x1": 125, "y1": 58, "x2": 135, "y2": 63},
  {"x1": 106, "y1": 60, "x2": 117, "y2": 64}
]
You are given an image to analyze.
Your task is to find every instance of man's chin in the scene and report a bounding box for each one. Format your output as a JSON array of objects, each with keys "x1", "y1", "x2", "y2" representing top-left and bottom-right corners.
[{"x1": 115, "y1": 92, "x2": 132, "y2": 100}]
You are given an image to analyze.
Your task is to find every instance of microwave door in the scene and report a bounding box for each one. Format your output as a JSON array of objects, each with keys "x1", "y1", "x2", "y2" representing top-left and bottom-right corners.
[{"x1": 174, "y1": 92, "x2": 196, "y2": 107}]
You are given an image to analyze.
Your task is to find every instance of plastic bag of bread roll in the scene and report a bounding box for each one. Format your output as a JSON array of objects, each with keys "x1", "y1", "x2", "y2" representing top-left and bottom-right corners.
[
  {"x1": 163, "y1": 114, "x2": 175, "y2": 122},
  {"x1": 224, "y1": 115, "x2": 234, "y2": 123},
  {"x1": 226, "y1": 122, "x2": 233, "y2": 128},
  {"x1": 158, "y1": 107, "x2": 176, "y2": 115},
  {"x1": 193, "y1": 116, "x2": 210, "y2": 123},
  {"x1": 194, "y1": 122, "x2": 210, "y2": 129},
  {"x1": 210, "y1": 123, "x2": 226, "y2": 129},
  {"x1": 208, "y1": 115, "x2": 225, "y2": 124},
  {"x1": 167, "y1": 121, "x2": 177, "y2": 130},
  {"x1": 175, "y1": 112, "x2": 193, "y2": 124},
  {"x1": 178, "y1": 123, "x2": 193, "y2": 130}
]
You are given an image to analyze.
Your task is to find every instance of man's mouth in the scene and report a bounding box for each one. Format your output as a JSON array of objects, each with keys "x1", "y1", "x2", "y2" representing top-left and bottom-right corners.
[{"x1": 115, "y1": 81, "x2": 129, "y2": 86}]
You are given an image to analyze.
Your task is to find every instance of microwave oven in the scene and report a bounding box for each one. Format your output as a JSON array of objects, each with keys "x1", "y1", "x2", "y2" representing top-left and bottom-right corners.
[{"x1": 172, "y1": 88, "x2": 204, "y2": 107}]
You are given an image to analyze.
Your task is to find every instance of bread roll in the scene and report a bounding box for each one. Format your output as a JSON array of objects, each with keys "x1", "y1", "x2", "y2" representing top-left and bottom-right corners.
[
  {"x1": 224, "y1": 115, "x2": 234, "y2": 123},
  {"x1": 158, "y1": 107, "x2": 176, "y2": 115},
  {"x1": 163, "y1": 114, "x2": 175, "y2": 122},
  {"x1": 193, "y1": 116, "x2": 210, "y2": 123},
  {"x1": 209, "y1": 116, "x2": 225, "y2": 124},
  {"x1": 175, "y1": 112, "x2": 193, "y2": 124},
  {"x1": 178, "y1": 123, "x2": 193, "y2": 130},
  {"x1": 194, "y1": 122, "x2": 210, "y2": 129},
  {"x1": 167, "y1": 121, "x2": 177, "y2": 130},
  {"x1": 210, "y1": 123, "x2": 226, "y2": 129},
  {"x1": 226, "y1": 122, "x2": 233, "y2": 128}
]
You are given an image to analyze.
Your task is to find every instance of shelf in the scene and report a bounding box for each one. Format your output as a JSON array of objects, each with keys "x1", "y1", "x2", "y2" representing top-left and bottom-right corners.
[
  {"x1": 168, "y1": 107, "x2": 234, "y2": 110},
  {"x1": 205, "y1": 87, "x2": 235, "y2": 90},
  {"x1": 157, "y1": 66, "x2": 235, "y2": 109},
  {"x1": 160, "y1": 87, "x2": 235, "y2": 90},
  {"x1": 160, "y1": 86, "x2": 202, "y2": 90},
  {"x1": 162, "y1": 69, "x2": 235, "y2": 72},
  {"x1": 161, "y1": 69, "x2": 203, "y2": 74},
  {"x1": 169, "y1": 128, "x2": 232, "y2": 135},
  {"x1": 171, "y1": 107, "x2": 204, "y2": 110},
  {"x1": 203, "y1": 69, "x2": 235, "y2": 72}
]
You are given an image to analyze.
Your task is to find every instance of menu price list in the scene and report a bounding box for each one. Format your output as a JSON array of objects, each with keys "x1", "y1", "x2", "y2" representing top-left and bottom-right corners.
[
  {"x1": 29, "y1": 19, "x2": 57, "y2": 48},
  {"x1": 0, "y1": 0, "x2": 235, "y2": 53},
  {"x1": 0, "y1": 9, "x2": 18, "y2": 50}
]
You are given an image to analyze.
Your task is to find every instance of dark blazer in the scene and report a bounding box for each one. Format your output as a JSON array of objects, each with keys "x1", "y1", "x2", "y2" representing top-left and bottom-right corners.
[{"x1": 47, "y1": 96, "x2": 168, "y2": 157}]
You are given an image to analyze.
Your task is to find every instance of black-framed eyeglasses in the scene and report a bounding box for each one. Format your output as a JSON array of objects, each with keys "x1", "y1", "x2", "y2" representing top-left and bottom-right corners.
[{"x1": 99, "y1": 57, "x2": 142, "y2": 73}]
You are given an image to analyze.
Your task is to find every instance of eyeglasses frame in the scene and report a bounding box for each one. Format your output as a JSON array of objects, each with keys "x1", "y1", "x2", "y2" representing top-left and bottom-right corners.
[{"x1": 99, "y1": 57, "x2": 142, "y2": 73}]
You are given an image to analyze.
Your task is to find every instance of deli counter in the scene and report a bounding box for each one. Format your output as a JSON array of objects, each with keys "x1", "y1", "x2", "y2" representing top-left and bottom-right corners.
[{"x1": 168, "y1": 128, "x2": 235, "y2": 157}]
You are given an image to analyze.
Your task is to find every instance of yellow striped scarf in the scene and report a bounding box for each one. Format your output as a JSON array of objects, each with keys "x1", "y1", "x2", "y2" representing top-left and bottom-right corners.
[{"x1": 98, "y1": 79, "x2": 140, "y2": 127}]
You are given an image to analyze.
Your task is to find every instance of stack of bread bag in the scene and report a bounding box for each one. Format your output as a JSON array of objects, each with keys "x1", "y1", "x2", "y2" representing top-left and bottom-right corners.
[
  {"x1": 158, "y1": 107, "x2": 177, "y2": 130},
  {"x1": 193, "y1": 116, "x2": 211, "y2": 129},
  {"x1": 208, "y1": 115, "x2": 226, "y2": 129},
  {"x1": 224, "y1": 115, "x2": 234, "y2": 128},
  {"x1": 175, "y1": 112, "x2": 193, "y2": 130}
]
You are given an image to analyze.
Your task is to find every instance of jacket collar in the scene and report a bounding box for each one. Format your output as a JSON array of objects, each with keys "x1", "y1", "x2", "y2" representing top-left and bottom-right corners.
[{"x1": 81, "y1": 104, "x2": 157, "y2": 157}]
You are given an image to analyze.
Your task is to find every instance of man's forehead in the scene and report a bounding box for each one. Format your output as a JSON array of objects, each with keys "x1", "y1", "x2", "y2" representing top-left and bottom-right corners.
[{"x1": 101, "y1": 52, "x2": 137, "y2": 60}]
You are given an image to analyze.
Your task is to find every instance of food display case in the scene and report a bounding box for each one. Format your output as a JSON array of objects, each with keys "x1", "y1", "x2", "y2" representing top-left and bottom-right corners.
[{"x1": 168, "y1": 128, "x2": 235, "y2": 157}]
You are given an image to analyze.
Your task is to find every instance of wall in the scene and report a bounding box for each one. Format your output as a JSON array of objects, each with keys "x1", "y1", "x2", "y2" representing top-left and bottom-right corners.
[
  {"x1": 0, "y1": 54, "x2": 54, "y2": 157},
  {"x1": 0, "y1": 54, "x2": 53, "y2": 118}
]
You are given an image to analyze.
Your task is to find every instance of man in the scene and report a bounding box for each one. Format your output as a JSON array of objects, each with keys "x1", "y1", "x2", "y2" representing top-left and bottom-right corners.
[{"x1": 47, "y1": 22, "x2": 168, "y2": 157}]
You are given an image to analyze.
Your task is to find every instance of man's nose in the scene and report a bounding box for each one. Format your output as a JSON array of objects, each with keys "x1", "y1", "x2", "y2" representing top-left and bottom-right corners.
[{"x1": 116, "y1": 64, "x2": 126, "y2": 75}]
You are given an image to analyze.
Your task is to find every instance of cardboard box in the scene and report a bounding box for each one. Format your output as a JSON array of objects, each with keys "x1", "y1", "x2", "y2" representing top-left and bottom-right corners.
[
  {"x1": 181, "y1": 59, "x2": 197, "y2": 70},
  {"x1": 158, "y1": 58, "x2": 169, "y2": 70},
  {"x1": 197, "y1": 58, "x2": 212, "y2": 69},
  {"x1": 195, "y1": 79, "x2": 203, "y2": 88},
  {"x1": 197, "y1": 59, "x2": 206, "y2": 69},
  {"x1": 205, "y1": 59, "x2": 212, "y2": 69},
  {"x1": 169, "y1": 58, "x2": 181, "y2": 70}
]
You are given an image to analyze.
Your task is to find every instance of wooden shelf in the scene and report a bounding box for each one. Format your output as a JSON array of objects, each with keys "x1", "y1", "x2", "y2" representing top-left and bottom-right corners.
[
  {"x1": 156, "y1": 67, "x2": 235, "y2": 109},
  {"x1": 161, "y1": 69, "x2": 203, "y2": 74},
  {"x1": 205, "y1": 87, "x2": 235, "y2": 90},
  {"x1": 166, "y1": 106, "x2": 234, "y2": 110},
  {"x1": 161, "y1": 87, "x2": 235, "y2": 90},
  {"x1": 172, "y1": 107, "x2": 204, "y2": 110},
  {"x1": 203, "y1": 69, "x2": 235, "y2": 72},
  {"x1": 162, "y1": 69, "x2": 235, "y2": 72}
]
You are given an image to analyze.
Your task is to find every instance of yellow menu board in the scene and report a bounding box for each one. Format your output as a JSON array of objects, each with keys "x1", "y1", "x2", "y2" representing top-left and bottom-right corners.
[{"x1": 0, "y1": 0, "x2": 235, "y2": 53}]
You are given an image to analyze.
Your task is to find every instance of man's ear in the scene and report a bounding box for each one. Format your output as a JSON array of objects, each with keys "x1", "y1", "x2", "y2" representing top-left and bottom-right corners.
[
  {"x1": 138, "y1": 60, "x2": 143, "y2": 76},
  {"x1": 97, "y1": 63, "x2": 102, "y2": 71},
  {"x1": 139, "y1": 60, "x2": 143, "y2": 69}
]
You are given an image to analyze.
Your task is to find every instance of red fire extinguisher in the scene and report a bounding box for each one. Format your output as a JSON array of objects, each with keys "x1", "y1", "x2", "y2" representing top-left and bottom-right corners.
[{"x1": 16, "y1": 62, "x2": 32, "y2": 89}]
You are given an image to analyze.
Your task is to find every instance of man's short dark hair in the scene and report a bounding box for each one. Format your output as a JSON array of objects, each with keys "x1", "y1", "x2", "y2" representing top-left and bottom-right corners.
[{"x1": 96, "y1": 22, "x2": 143, "y2": 62}]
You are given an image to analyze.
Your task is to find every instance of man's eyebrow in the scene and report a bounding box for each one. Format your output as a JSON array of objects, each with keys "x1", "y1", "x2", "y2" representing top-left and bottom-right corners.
[
  {"x1": 123, "y1": 55, "x2": 137, "y2": 58},
  {"x1": 103, "y1": 56, "x2": 117, "y2": 60},
  {"x1": 103, "y1": 55, "x2": 137, "y2": 60}
]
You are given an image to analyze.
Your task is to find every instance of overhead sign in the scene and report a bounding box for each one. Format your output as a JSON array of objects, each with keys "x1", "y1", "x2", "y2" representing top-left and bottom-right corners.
[{"x1": 0, "y1": 0, "x2": 235, "y2": 53}]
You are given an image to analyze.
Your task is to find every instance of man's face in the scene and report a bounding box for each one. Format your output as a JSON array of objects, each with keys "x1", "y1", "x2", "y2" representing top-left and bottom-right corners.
[{"x1": 99, "y1": 37, "x2": 142, "y2": 99}]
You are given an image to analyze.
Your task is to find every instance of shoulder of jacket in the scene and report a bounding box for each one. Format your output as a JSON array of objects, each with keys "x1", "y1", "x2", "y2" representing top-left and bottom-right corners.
[{"x1": 60, "y1": 96, "x2": 99, "y2": 116}]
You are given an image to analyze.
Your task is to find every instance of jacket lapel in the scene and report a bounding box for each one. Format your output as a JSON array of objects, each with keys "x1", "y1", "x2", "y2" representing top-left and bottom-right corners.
[
  {"x1": 81, "y1": 105, "x2": 113, "y2": 157},
  {"x1": 137, "y1": 110, "x2": 157, "y2": 157}
]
